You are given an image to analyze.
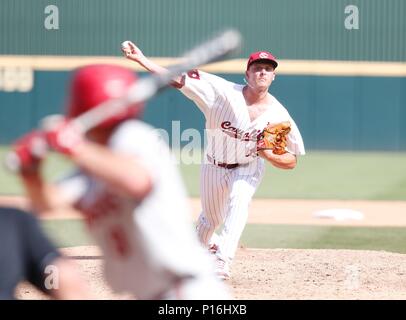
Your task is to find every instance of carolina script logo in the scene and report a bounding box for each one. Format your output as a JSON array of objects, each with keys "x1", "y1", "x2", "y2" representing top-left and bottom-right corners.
[{"x1": 221, "y1": 121, "x2": 261, "y2": 142}]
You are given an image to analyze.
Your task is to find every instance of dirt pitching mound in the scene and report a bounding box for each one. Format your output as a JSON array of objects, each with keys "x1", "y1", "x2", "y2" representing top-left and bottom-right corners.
[
  {"x1": 16, "y1": 246, "x2": 406, "y2": 300},
  {"x1": 231, "y1": 248, "x2": 406, "y2": 299}
]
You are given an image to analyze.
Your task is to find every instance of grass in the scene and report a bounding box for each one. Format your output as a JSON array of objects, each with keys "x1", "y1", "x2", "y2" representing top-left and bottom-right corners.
[
  {"x1": 1, "y1": 146, "x2": 406, "y2": 200},
  {"x1": 0, "y1": 147, "x2": 74, "y2": 195},
  {"x1": 42, "y1": 219, "x2": 94, "y2": 248},
  {"x1": 240, "y1": 224, "x2": 406, "y2": 253},
  {"x1": 41, "y1": 219, "x2": 406, "y2": 254},
  {"x1": 4, "y1": 145, "x2": 402, "y2": 253},
  {"x1": 255, "y1": 151, "x2": 406, "y2": 200}
]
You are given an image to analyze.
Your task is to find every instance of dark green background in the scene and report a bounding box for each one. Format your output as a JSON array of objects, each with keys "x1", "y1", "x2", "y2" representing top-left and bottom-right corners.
[
  {"x1": 1, "y1": 72, "x2": 405, "y2": 151},
  {"x1": 0, "y1": 0, "x2": 405, "y2": 149},
  {"x1": 1, "y1": 0, "x2": 405, "y2": 61}
]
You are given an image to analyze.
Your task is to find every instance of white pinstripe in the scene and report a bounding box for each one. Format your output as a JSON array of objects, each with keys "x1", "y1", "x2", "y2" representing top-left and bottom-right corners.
[
  {"x1": 197, "y1": 159, "x2": 264, "y2": 264},
  {"x1": 197, "y1": 164, "x2": 231, "y2": 244}
]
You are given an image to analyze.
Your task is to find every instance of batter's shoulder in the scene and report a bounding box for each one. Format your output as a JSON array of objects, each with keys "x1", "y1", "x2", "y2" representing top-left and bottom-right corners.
[
  {"x1": 114, "y1": 119, "x2": 155, "y2": 135},
  {"x1": 110, "y1": 119, "x2": 164, "y2": 148}
]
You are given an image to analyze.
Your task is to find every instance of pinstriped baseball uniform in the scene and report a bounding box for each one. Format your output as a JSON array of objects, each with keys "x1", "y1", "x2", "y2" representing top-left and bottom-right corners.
[
  {"x1": 57, "y1": 120, "x2": 230, "y2": 299},
  {"x1": 179, "y1": 70, "x2": 305, "y2": 266}
]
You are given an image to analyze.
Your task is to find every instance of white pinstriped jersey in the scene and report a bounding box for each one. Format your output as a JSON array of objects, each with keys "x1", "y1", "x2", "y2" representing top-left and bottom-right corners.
[{"x1": 180, "y1": 70, "x2": 306, "y2": 164}]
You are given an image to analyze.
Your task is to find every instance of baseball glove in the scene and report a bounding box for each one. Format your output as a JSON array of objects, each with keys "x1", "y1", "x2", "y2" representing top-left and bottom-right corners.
[{"x1": 257, "y1": 121, "x2": 291, "y2": 155}]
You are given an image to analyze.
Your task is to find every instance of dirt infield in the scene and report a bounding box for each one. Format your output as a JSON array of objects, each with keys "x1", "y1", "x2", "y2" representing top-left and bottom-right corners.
[
  {"x1": 16, "y1": 246, "x2": 406, "y2": 300},
  {"x1": 2, "y1": 195, "x2": 406, "y2": 226},
  {"x1": 190, "y1": 198, "x2": 406, "y2": 226},
  {"x1": 5, "y1": 195, "x2": 406, "y2": 299}
]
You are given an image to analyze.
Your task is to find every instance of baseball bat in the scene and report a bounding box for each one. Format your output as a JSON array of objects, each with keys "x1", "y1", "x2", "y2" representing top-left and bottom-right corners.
[{"x1": 4, "y1": 29, "x2": 242, "y2": 172}]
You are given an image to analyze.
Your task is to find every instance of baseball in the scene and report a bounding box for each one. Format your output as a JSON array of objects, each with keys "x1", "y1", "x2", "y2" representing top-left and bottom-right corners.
[{"x1": 121, "y1": 41, "x2": 133, "y2": 52}]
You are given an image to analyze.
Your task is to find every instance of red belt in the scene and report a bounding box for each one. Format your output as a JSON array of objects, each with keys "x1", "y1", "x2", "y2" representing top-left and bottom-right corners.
[{"x1": 207, "y1": 155, "x2": 239, "y2": 169}]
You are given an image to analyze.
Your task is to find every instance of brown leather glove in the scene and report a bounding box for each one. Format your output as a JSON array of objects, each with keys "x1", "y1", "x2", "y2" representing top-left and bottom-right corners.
[{"x1": 257, "y1": 121, "x2": 291, "y2": 155}]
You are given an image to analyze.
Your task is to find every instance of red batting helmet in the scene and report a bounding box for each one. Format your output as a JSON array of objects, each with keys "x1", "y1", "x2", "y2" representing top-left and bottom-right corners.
[{"x1": 66, "y1": 64, "x2": 143, "y2": 128}]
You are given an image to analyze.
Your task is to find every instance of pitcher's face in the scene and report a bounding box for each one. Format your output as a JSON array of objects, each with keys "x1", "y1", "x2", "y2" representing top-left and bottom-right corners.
[{"x1": 246, "y1": 62, "x2": 275, "y2": 90}]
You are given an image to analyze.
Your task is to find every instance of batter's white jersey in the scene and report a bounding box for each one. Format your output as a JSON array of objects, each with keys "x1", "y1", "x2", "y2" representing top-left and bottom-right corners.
[
  {"x1": 58, "y1": 119, "x2": 229, "y2": 299},
  {"x1": 178, "y1": 70, "x2": 305, "y2": 266},
  {"x1": 180, "y1": 70, "x2": 305, "y2": 165}
]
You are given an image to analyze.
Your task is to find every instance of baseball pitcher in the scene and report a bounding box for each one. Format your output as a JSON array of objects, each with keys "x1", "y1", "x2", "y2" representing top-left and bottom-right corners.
[{"x1": 123, "y1": 43, "x2": 305, "y2": 280}]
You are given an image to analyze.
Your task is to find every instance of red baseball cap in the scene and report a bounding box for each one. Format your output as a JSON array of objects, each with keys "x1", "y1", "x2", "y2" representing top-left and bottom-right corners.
[{"x1": 246, "y1": 51, "x2": 278, "y2": 70}]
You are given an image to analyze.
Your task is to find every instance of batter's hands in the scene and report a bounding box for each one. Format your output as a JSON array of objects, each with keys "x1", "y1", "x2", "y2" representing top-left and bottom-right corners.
[
  {"x1": 121, "y1": 41, "x2": 145, "y2": 63},
  {"x1": 11, "y1": 131, "x2": 47, "y2": 174},
  {"x1": 43, "y1": 117, "x2": 85, "y2": 156}
]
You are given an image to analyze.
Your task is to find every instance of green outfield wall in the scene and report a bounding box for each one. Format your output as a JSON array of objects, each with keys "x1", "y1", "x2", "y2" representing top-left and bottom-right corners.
[
  {"x1": 0, "y1": 70, "x2": 405, "y2": 151},
  {"x1": 0, "y1": 0, "x2": 405, "y2": 61},
  {"x1": 0, "y1": 0, "x2": 405, "y2": 150}
]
